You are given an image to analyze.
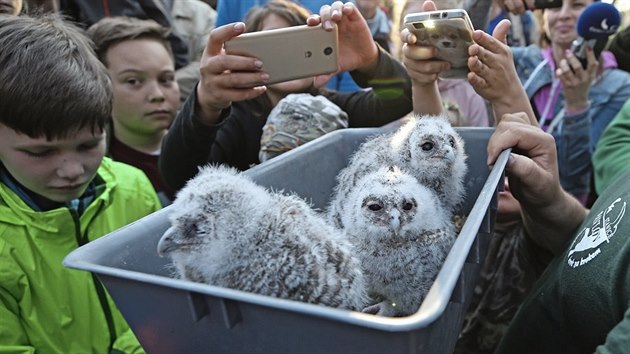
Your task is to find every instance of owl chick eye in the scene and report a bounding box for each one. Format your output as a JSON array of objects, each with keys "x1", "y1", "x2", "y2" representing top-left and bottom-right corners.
[
  {"x1": 421, "y1": 142, "x2": 434, "y2": 151},
  {"x1": 367, "y1": 202, "x2": 383, "y2": 212},
  {"x1": 449, "y1": 137, "x2": 456, "y2": 147},
  {"x1": 402, "y1": 202, "x2": 414, "y2": 211}
]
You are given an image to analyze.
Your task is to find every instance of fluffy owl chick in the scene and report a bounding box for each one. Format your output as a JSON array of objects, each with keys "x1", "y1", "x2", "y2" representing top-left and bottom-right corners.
[
  {"x1": 328, "y1": 113, "x2": 467, "y2": 229},
  {"x1": 328, "y1": 132, "x2": 403, "y2": 229},
  {"x1": 342, "y1": 166, "x2": 456, "y2": 317},
  {"x1": 157, "y1": 165, "x2": 369, "y2": 311},
  {"x1": 400, "y1": 114, "x2": 468, "y2": 211}
]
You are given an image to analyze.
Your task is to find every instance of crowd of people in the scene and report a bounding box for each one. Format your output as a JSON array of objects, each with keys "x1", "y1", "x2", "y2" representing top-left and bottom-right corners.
[{"x1": 1, "y1": 0, "x2": 630, "y2": 353}]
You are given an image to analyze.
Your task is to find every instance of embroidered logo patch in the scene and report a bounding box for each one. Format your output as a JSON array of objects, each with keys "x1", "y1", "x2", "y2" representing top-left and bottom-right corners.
[{"x1": 567, "y1": 198, "x2": 626, "y2": 268}]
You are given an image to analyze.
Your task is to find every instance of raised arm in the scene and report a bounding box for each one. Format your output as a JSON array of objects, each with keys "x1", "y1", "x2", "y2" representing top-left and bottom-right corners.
[
  {"x1": 467, "y1": 19, "x2": 537, "y2": 126},
  {"x1": 160, "y1": 22, "x2": 269, "y2": 190},
  {"x1": 398, "y1": 0, "x2": 444, "y2": 116}
]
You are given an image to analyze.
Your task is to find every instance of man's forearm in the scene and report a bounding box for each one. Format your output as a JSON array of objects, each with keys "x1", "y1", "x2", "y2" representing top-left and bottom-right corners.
[
  {"x1": 492, "y1": 89, "x2": 538, "y2": 126},
  {"x1": 522, "y1": 189, "x2": 588, "y2": 255}
]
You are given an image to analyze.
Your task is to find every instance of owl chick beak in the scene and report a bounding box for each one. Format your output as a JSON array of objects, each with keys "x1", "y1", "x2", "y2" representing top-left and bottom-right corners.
[
  {"x1": 157, "y1": 227, "x2": 178, "y2": 257},
  {"x1": 445, "y1": 148, "x2": 455, "y2": 161},
  {"x1": 389, "y1": 209, "x2": 402, "y2": 235}
]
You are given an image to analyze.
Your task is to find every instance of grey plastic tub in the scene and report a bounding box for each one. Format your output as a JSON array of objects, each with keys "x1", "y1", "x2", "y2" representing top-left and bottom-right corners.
[{"x1": 64, "y1": 127, "x2": 509, "y2": 354}]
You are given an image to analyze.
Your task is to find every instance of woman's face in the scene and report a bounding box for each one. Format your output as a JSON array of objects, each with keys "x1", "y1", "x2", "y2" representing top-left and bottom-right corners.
[
  {"x1": 543, "y1": 0, "x2": 593, "y2": 48},
  {"x1": 259, "y1": 13, "x2": 313, "y2": 94}
]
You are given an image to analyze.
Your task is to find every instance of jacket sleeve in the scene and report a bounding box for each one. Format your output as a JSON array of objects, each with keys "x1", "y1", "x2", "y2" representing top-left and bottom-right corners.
[
  {"x1": 0, "y1": 285, "x2": 34, "y2": 353},
  {"x1": 111, "y1": 327, "x2": 146, "y2": 354},
  {"x1": 58, "y1": 0, "x2": 80, "y2": 22},
  {"x1": 159, "y1": 91, "x2": 230, "y2": 191},
  {"x1": 593, "y1": 99, "x2": 630, "y2": 195},
  {"x1": 594, "y1": 304, "x2": 630, "y2": 354},
  {"x1": 214, "y1": 0, "x2": 239, "y2": 27},
  {"x1": 332, "y1": 47, "x2": 413, "y2": 128},
  {"x1": 554, "y1": 70, "x2": 630, "y2": 200},
  {"x1": 552, "y1": 109, "x2": 592, "y2": 200}
]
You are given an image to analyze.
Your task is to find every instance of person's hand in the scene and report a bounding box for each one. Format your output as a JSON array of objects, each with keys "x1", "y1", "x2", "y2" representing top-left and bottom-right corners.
[
  {"x1": 467, "y1": 20, "x2": 513, "y2": 101},
  {"x1": 500, "y1": 0, "x2": 535, "y2": 15},
  {"x1": 307, "y1": 2, "x2": 378, "y2": 75},
  {"x1": 556, "y1": 48, "x2": 598, "y2": 113},
  {"x1": 468, "y1": 19, "x2": 537, "y2": 126},
  {"x1": 487, "y1": 112, "x2": 561, "y2": 211},
  {"x1": 398, "y1": 0, "x2": 446, "y2": 115},
  {"x1": 196, "y1": 22, "x2": 268, "y2": 125},
  {"x1": 488, "y1": 112, "x2": 589, "y2": 253},
  {"x1": 400, "y1": 0, "x2": 449, "y2": 87}
]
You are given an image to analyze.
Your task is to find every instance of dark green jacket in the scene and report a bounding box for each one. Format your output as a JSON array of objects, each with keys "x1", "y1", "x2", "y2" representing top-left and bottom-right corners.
[{"x1": 496, "y1": 169, "x2": 630, "y2": 354}]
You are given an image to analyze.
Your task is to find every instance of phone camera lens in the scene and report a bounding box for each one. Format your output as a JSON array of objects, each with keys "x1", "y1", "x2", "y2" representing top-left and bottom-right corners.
[{"x1": 324, "y1": 47, "x2": 333, "y2": 56}]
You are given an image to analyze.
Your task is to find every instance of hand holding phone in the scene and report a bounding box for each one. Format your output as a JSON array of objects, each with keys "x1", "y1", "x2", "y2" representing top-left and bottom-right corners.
[
  {"x1": 404, "y1": 9, "x2": 475, "y2": 79},
  {"x1": 224, "y1": 24, "x2": 339, "y2": 86}
]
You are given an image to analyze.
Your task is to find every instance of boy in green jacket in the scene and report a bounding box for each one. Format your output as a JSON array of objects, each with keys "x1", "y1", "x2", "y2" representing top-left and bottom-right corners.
[{"x1": 0, "y1": 15, "x2": 161, "y2": 353}]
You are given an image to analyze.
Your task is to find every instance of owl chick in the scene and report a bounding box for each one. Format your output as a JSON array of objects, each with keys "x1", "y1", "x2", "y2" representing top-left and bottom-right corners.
[
  {"x1": 342, "y1": 166, "x2": 456, "y2": 317},
  {"x1": 328, "y1": 114, "x2": 467, "y2": 229},
  {"x1": 327, "y1": 133, "x2": 392, "y2": 227},
  {"x1": 157, "y1": 165, "x2": 369, "y2": 311},
  {"x1": 399, "y1": 114, "x2": 468, "y2": 211}
]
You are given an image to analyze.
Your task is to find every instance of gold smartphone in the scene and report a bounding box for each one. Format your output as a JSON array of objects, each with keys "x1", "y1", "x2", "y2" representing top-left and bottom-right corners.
[
  {"x1": 224, "y1": 24, "x2": 339, "y2": 86},
  {"x1": 404, "y1": 9, "x2": 475, "y2": 79}
]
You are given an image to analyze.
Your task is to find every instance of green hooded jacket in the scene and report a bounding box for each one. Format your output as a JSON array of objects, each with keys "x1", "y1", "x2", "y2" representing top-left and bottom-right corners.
[{"x1": 0, "y1": 157, "x2": 161, "y2": 354}]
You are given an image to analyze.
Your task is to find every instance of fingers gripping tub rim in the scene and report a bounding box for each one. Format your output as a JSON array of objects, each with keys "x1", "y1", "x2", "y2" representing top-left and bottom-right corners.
[{"x1": 404, "y1": 9, "x2": 475, "y2": 79}]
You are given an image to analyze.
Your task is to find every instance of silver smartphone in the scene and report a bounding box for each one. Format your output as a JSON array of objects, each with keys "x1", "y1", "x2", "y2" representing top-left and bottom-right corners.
[
  {"x1": 224, "y1": 24, "x2": 339, "y2": 86},
  {"x1": 404, "y1": 9, "x2": 475, "y2": 79}
]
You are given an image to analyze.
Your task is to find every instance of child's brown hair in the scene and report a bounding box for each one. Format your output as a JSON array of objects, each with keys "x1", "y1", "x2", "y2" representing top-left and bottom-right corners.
[{"x1": 0, "y1": 15, "x2": 112, "y2": 140}]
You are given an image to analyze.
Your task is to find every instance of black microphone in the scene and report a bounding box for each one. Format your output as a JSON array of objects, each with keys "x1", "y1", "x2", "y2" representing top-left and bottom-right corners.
[{"x1": 571, "y1": 2, "x2": 621, "y2": 69}]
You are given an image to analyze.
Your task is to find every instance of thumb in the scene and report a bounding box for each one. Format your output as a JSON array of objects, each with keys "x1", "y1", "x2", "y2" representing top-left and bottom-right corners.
[
  {"x1": 492, "y1": 19, "x2": 512, "y2": 45},
  {"x1": 313, "y1": 73, "x2": 334, "y2": 88},
  {"x1": 422, "y1": 0, "x2": 438, "y2": 12},
  {"x1": 504, "y1": 152, "x2": 547, "y2": 189}
]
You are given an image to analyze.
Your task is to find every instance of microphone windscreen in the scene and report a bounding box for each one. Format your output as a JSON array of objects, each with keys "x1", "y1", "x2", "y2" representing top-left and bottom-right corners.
[{"x1": 576, "y1": 2, "x2": 621, "y2": 39}]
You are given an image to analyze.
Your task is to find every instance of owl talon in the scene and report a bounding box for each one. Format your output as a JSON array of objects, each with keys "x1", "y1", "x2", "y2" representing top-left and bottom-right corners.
[{"x1": 362, "y1": 301, "x2": 397, "y2": 317}]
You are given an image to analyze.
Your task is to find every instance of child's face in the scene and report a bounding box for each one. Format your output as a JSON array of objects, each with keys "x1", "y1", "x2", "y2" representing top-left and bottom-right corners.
[
  {"x1": 0, "y1": 124, "x2": 106, "y2": 203},
  {"x1": 106, "y1": 38, "x2": 179, "y2": 139}
]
